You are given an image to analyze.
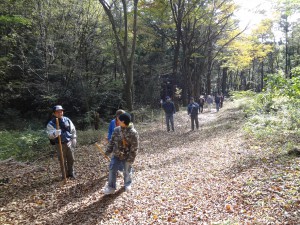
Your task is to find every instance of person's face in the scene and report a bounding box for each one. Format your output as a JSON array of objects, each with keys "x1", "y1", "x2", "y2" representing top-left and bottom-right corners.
[
  {"x1": 119, "y1": 120, "x2": 127, "y2": 127},
  {"x1": 116, "y1": 116, "x2": 121, "y2": 125},
  {"x1": 54, "y1": 110, "x2": 64, "y2": 118}
]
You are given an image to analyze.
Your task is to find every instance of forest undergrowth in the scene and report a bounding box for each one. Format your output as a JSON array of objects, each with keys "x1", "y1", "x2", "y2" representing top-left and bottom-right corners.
[{"x1": 0, "y1": 99, "x2": 300, "y2": 224}]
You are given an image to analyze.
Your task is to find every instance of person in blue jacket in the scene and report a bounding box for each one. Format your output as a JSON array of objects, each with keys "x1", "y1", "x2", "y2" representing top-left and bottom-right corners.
[
  {"x1": 106, "y1": 109, "x2": 125, "y2": 174},
  {"x1": 162, "y1": 96, "x2": 176, "y2": 132},
  {"x1": 187, "y1": 97, "x2": 200, "y2": 131},
  {"x1": 107, "y1": 109, "x2": 125, "y2": 141},
  {"x1": 47, "y1": 105, "x2": 77, "y2": 179}
]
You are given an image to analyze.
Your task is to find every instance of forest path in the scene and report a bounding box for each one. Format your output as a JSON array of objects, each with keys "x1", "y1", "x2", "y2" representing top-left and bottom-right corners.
[{"x1": 1, "y1": 100, "x2": 299, "y2": 224}]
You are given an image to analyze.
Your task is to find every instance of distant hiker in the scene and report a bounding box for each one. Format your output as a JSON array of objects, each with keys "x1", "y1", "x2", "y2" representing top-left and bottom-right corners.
[
  {"x1": 187, "y1": 97, "x2": 200, "y2": 131},
  {"x1": 206, "y1": 95, "x2": 213, "y2": 112},
  {"x1": 102, "y1": 112, "x2": 139, "y2": 194},
  {"x1": 215, "y1": 94, "x2": 221, "y2": 112},
  {"x1": 107, "y1": 109, "x2": 125, "y2": 141},
  {"x1": 220, "y1": 93, "x2": 224, "y2": 108},
  {"x1": 93, "y1": 111, "x2": 100, "y2": 130},
  {"x1": 198, "y1": 95, "x2": 205, "y2": 113},
  {"x1": 162, "y1": 96, "x2": 176, "y2": 132},
  {"x1": 47, "y1": 105, "x2": 77, "y2": 179}
]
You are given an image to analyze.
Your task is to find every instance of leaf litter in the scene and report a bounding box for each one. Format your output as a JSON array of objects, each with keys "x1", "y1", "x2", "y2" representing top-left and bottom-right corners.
[{"x1": 0, "y1": 101, "x2": 300, "y2": 224}]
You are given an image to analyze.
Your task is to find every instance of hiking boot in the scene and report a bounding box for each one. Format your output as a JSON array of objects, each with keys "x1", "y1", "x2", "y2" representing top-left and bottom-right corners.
[
  {"x1": 103, "y1": 185, "x2": 116, "y2": 195},
  {"x1": 68, "y1": 174, "x2": 76, "y2": 179},
  {"x1": 125, "y1": 185, "x2": 132, "y2": 192}
]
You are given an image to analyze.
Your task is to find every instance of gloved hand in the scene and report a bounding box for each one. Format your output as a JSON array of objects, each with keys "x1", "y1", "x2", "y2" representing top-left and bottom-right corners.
[
  {"x1": 71, "y1": 139, "x2": 77, "y2": 148},
  {"x1": 54, "y1": 129, "x2": 61, "y2": 137}
]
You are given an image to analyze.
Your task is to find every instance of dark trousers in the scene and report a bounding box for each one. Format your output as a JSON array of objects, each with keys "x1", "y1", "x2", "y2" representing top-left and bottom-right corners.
[
  {"x1": 165, "y1": 113, "x2": 175, "y2": 131},
  {"x1": 199, "y1": 104, "x2": 204, "y2": 113},
  {"x1": 191, "y1": 114, "x2": 199, "y2": 130},
  {"x1": 56, "y1": 143, "x2": 75, "y2": 178}
]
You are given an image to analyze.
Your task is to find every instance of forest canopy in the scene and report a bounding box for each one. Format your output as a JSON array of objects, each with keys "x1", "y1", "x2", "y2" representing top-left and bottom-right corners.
[{"x1": 0, "y1": 0, "x2": 300, "y2": 130}]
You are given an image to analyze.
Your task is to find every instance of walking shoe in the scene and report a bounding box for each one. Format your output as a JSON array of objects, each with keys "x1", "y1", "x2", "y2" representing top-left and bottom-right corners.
[
  {"x1": 125, "y1": 185, "x2": 132, "y2": 192},
  {"x1": 67, "y1": 174, "x2": 76, "y2": 179},
  {"x1": 103, "y1": 186, "x2": 116, "y2": 195}
]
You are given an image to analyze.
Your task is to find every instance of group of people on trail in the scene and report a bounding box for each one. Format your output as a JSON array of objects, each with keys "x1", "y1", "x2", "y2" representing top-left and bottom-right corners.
[
  {"x1": 47, "y1": 105, "x2": 139, "y2": 195},
  {"x1": 46, "y1": 93, "x2": 223, "y2": 193},
  {"x1": 162, "y1": 93, "x2": 224, "y2": 131}
]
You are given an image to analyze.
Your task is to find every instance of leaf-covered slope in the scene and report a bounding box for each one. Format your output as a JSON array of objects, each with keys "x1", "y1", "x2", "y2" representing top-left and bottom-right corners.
[{"x1": 1, "y1": 101, "x2": 299, "y2": 224}]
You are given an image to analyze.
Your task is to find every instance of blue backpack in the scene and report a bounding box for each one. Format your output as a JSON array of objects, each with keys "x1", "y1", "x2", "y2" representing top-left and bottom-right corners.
[{"x1": 191, "y1": 104, "x2": 198, "y2": 115}]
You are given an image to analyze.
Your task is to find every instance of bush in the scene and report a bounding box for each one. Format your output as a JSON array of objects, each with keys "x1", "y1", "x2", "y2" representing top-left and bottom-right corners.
[
  {"x1": 240, "y1": 70, "x2": 300, "y2": 151},
  {"x1": 0, "y1": 130, "x2": 49, "y2": 161},
  {"x1": 77, "y1": 128, "x2": 107, "y2": 146},
  {"x1": 0, "y1": 127, "x2": 108, "y2": 161}
]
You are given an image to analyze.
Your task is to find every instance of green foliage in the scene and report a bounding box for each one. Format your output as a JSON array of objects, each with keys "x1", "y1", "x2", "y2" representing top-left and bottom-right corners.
[
  {"x1": 0, "y1": 130, "x2": 49, "y2": 161},
  {"x1": 239, "y1": 71, "x2": 300, "y2": 118},
  {"x1": 228, "y1": 90, "x2": 257, "y2": 117},
  {"x1": 0, "y1": 128, "x2": 107, "y2": 161},
  {"x1": 229, "y1": 90, "x2": 257, "y2": 99},
  {"x1": 0, "y1": 0, "x2": 299, "y2": 132},
  {"x1": 0, "y1": 15, "x2": 31, "y2": 26},
  {"x1": 264, "y1": 69, "x2": 300, "y2": 100},
  {"x1": 77, "y1": 129, "x2": 107, "y2": 146},
  {"x1": 241, "y1": 70, "x2": 300, "y2": 151},
  {"x1": 0, "y1": 108, "x2": 46, "y2": 130}
]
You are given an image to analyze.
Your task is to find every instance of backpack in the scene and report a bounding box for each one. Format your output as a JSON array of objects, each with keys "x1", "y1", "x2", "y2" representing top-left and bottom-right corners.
[{"x1": 191, "y1": 104, "x2": 198, "y2": 115}]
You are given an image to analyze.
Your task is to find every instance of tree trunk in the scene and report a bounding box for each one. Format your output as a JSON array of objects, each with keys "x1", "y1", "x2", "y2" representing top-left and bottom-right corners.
[
  {"x1": 170, "y1": 0, "x2": 184, "y2": 100},
  {"x1": 260, "y1": 61, "x2": 264, "y2": 92},
  {"x1": 221, "y1": 67, "x2": 227, "y2": 94},
  {"x1": 206, "y1": 42, "x2": 213, "y2": 95},
  {"x1": 99, "y1": 0, "x2": 138, "y2": 111}
]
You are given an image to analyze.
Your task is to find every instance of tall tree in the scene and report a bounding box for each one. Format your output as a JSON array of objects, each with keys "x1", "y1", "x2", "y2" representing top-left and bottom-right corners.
[
  {"x1": 276, "y1": 0, "x2": 300, "y2": 77},
  {"x1": 98, "y1": 0, "x2": 139, "y2": 111},
  {"x1": 250, "y1": 19, "x2": 274, "y2": 91}
]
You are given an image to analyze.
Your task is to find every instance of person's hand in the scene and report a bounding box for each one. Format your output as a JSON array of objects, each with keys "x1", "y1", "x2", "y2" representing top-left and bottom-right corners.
[
  {"x1": 54, "y1": 129, "x2": 61, "y2": 137},
  {"x1": 71, "y1": 139, "x2": 77, "y2": 148},
  {"x1": 127, "y1": 159, "x2": 133, "y2": 165}
]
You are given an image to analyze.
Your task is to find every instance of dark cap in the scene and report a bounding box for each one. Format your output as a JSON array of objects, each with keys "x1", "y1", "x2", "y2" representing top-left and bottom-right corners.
[
  {"x1": 166, "y1": 96, "x2": 171, "y2": 100},
  {"x1": 53, "y1": 105, "x2": 64, "y2": 112},
  {"x1": 118, "y1": 112, "x2": 131, "y2": 125}
]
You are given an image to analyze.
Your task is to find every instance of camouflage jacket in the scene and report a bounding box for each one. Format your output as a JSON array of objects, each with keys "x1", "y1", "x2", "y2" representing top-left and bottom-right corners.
[{"x1": 105, "y1": 123, "x2": 139, "y2": 163}]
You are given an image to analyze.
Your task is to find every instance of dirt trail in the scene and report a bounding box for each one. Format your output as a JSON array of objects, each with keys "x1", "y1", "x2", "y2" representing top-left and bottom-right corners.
[{"x1": 1, "y1": 101, "x2": 299, "y2": 224}]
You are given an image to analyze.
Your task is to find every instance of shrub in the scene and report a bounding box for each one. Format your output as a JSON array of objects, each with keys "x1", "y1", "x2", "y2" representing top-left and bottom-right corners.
[
  {"x1": 0, "y1": 130, "x2": 49, "y2": 161},
  {"x1": 241, "y1": 70, "x2": 300, "y2": 151},
  {"x1": 0, "y1": 127, "x2": 108, "y2": 161}
]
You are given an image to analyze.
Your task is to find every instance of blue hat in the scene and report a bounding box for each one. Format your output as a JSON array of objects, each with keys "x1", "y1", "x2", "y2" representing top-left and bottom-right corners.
[
  {"x1": 53, "y1": 105, "x2": 64, "y2": 112},
  {"x1": 166, "y1": 96, "x2": 170, "y2": 100}
]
